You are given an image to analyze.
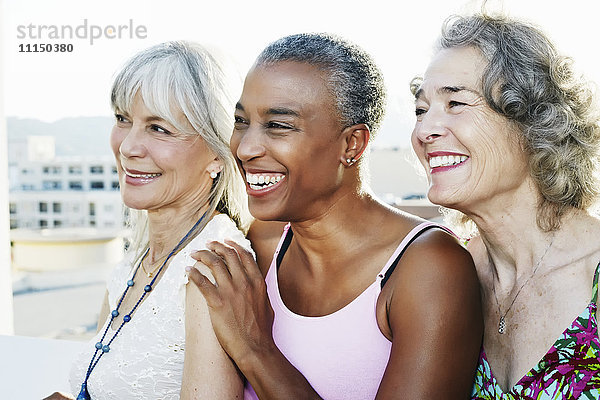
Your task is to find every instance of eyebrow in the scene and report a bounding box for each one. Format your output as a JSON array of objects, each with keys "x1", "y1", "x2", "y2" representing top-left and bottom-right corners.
[
  {"x1": 266, "y1": 107, "x2": 300, "y2": 117},
  {"x1": 235, "y1": 102, "x2": 300, "y2": 118},
  {"x1": 439, "y1": 85, "x2": 474, "y2": 94},
  {"x1": 414, "y1": 85, "x2": 480, "y2": 100},
  {"x1": 144, "y1": 116, "x2": 168, "y2": 124}
]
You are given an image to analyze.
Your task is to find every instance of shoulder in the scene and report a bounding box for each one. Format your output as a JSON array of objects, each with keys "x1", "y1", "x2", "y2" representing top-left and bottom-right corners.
[
  {"x1": 385, "y1": 225, "x2": 481, "y2": 322},
  {"x1": 200, "y1": 213, "x2": 253, "y2": 253},
  {"x1": 399, "y1": 226, "x2": 479, "y2": 290},
  {"x1": 247, "y1": 219, "x2": 288, "y2": 275}
]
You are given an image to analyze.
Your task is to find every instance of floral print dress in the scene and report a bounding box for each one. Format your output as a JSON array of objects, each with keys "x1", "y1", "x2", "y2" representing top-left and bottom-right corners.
[{"x1": 472, "y1": 263, "x2": 600, "y2": 399}]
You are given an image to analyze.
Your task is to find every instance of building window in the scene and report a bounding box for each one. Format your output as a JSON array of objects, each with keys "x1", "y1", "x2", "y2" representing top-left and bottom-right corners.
[
  {"x1": 69, "y1": 181, "x2": 83, "y2": 190},
  {"x1": 90, "y1": 165, "x2": 104, "y2": 174},
  {"x1": 111, "y1": 166, "x2": 118, "y2": 174},
  {"x1": 89, "y1": 203, "x2": 96, "y2": 216},
  {"x1": 112, "y1": 181, "x2": 120, "y2": 190},
  {"x1": 39, "y1": 202, "x2": 48, "y2": 213},
  {"x1": 89, "y1": 220, "x2": 96, "y2": 227},
  {"x1": 53, "y1": 220, "x2": 62, "y2": 227},
  {"x1": 39, "y1": 219, "x2": 48, "y2": 228},
  {"x1": 21, "y1": 184, "x2": 35, "y2": 191},
  {"x1": 43, "y1": 181, "x2": 62, "y2": 190},
  {"x1": 90, "y1": 181, "x2": 105, "y2": 190},
  {"x1": 42, "y1": 166, "x2": 50, "y2": 174},
  {"x1": 69, "y1": 166, "x2": 82, "y2": 174},
  {"x1": 51, "y1": 166, "x2": 62, "y2": 174},
  {"x1": 53, "y1": 202, "x2": 62, "y2": 213},
  {"x1": 9, "y1": 203, "x2": 16, "y2": 214},
  {"x1": 10, "y1": 219, "x2": 18, "y2": 229}
]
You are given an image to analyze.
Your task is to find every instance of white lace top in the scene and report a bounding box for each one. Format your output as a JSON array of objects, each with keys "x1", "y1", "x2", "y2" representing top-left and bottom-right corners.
[{"x1": 69, "y1": 214, "x2": 252, "y2": 399}]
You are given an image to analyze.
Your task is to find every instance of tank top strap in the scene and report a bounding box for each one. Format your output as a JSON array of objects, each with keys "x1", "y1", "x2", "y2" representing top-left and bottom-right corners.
[
  {"x1": 592, "y1": 261, "x2": 599, "y2": 304},
  {"x1": 267, "y1": 223, "x2": 292, "y2": 272},
  {"x1": 379, "y1": 221, "x2": 455, "y2": 288}
]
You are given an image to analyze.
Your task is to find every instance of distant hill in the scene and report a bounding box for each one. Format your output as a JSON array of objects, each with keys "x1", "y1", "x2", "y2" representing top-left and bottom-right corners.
[{"x1": 7, "y1": 116, "x2": 114, "y2": 157}]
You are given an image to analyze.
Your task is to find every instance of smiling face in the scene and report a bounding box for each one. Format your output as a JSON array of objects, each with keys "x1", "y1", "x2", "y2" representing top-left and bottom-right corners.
[
  {"x1": 110, "y1": 93, "x2": 219, "y2": 213},
  {"x1": 411, "y1": 46, "x2": 530, "y2": 213},
  {"x1": 230, "y1": 61, "x2": 348, "y2": 222}
]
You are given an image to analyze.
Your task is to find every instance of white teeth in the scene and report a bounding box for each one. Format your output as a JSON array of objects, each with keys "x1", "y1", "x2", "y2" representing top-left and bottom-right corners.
[
  {"x1": 126, "y1": 171, "x2": 161, "y2": 179},
  {"x1": 245, "y1": 173, "x2": 283, "y2": 189},
  {"x1": 428, "y1": 155, "x2": 468, "y2": 168}
]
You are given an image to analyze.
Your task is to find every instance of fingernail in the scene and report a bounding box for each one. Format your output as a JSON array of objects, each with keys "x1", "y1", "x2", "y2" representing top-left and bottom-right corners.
[{"x1": 185, "y1": 265, "x2": 191, "y2": 272}]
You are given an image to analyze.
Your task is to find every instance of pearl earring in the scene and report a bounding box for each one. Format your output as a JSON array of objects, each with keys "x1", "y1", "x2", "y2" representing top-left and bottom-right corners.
[{"x1": 210, "y1": 171, "x2": 218, "y2": 179}]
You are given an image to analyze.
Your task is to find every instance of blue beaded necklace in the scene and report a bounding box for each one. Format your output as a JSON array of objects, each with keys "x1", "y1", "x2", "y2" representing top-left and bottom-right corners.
[{"x1": 77, "y1": 211, "x2": 208, "y2": 400}]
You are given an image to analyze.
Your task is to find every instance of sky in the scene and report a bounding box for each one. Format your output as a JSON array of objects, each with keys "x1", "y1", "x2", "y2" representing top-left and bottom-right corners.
[{"x1": 2, "y1": 0, "x2": 600, "y2": 148}]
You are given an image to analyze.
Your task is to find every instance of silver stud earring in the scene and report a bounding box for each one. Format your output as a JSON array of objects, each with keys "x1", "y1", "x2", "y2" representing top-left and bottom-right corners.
[{"x1": 210, "y1": 171, "x2": 218, "y2": 179}]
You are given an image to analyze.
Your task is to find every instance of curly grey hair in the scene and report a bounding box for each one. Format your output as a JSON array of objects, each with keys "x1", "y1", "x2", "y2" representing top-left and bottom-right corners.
[
  {"x1": 111, "y1": 41, "x2": 250, "y2": 259},
  {"x1": 416, "y1": 14, "x2": 600, "y2": 232}
]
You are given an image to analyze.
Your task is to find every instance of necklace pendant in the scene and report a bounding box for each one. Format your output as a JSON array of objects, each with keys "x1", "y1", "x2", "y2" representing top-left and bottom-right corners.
[
  {"x1": 147, "y1": 272, "x2": 153, "y2": 278},
  {"x1": 498, "y1": 316, "x2": 506, "y2": 334},
  {"x1": 77, "y1": 383, "x2": 91, "y2": 400}
]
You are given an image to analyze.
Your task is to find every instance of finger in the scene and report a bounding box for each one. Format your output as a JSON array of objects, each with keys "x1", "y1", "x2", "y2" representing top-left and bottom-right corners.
[
  {"x1": 191, "y1": 249, "x2": 233, "y2": 287},
  {"x1": 224, "y1": 240, "x2": 263, "y2": 280},
  {"x1": 187, "y1": 265, "x2": 222, "y2": 308},
  {"x1": 206, "y1": 241, "x2": 246, "y2": 281}
]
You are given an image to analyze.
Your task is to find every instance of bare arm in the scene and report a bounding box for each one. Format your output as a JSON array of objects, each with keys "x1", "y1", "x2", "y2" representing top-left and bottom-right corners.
[
  {"x1": 180, "y1": 275, "x2": 244, "y2": 399},
  {"x1": 376, "y1": 230, "x2": 483, "y2": 399}
]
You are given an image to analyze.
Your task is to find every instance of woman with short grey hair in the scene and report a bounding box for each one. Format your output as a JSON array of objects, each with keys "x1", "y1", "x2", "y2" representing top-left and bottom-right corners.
[
  {"x1": 411, "y1": 13, "x2": 600, "y2": 399},
  {"x1": 189, "y1": 32, "x2": 483, "y2": 399}
]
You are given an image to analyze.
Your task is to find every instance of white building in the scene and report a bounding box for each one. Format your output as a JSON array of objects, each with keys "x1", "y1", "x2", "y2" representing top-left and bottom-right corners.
[{"x1": 8, "y1": 137, "x2": 124, "y2": 230}]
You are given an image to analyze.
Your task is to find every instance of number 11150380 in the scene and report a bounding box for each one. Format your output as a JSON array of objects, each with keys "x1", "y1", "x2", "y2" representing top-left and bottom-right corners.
[{"x1": 18, "y1": 43, "x2": 74, "y2": 53}]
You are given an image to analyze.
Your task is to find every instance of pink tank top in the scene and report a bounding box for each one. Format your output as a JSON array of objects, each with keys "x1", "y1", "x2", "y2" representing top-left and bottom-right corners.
[{"x1": 244, "y1": 221, "x2": 443, "y2": 399}]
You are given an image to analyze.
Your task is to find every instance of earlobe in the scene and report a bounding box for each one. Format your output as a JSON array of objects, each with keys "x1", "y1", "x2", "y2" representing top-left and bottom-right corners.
[{"x1": 207, "y1": 158, "x2": 224, "y2": 178}]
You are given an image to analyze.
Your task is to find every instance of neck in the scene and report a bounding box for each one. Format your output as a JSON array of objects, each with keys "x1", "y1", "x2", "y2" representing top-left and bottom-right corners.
[
  {"x1": 288, "y1": 188, "x2": 388, "y2": 272},
  {"x1": 466, "y1": 188, "x2": 596, "y2": 292},
  {"x1": 146, "y1": 204, "x2": 210, "y2": 262}
]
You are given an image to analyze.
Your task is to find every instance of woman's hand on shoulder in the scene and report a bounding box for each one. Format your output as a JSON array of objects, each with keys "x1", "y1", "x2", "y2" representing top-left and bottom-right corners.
[
  {"x1": 187, "y1": 239, "x2": 276, "y2": 369},
  {"x1": 377, "y1": 228, "x2": 483, "y2": 400}
]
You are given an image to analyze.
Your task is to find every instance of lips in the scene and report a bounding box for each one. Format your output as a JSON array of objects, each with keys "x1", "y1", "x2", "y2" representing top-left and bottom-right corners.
[
  {"x1": 244, "y1": 171, "x2": 285, "y2": 195},
  {"x1": 428, "y1": 154, "x2": 468, "y2": 168},
  {"x1": 123, "y1": 168, "x2": 162, "y2": 185}
]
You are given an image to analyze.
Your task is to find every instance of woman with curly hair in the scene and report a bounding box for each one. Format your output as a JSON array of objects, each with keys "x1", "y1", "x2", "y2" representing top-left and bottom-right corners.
[{"x1": 411, "y1": 13, "x2": 600, "y2": 399}]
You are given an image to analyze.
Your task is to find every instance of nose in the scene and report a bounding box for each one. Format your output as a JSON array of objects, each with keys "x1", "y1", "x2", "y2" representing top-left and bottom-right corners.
[
  {"x1": 412, "y1": 106, "x2": 449, "y2": 144},
  {"x1": 232, "y1": 124, "x2": 266, "y2": 162},
  {"x1": 117, "y1": 123, "x2": 145, "y2": 159}
]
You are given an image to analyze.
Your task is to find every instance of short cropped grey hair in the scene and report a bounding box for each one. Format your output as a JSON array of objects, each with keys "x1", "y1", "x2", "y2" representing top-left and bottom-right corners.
[
  {"x1": 255, "y1": 33, "x2": 387, "y2": 137},
  {"x1": 419, "y1": 14, "x2": 600, "y2": 232},
  {"x1": 111, "y1": 41, "x2": 250, "y2": 257}
]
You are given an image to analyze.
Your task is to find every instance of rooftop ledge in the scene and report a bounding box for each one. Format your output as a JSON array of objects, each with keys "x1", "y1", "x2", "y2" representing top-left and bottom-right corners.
[{"x1": 10, "y1": 227, "x2": 127, "y2": 243}]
